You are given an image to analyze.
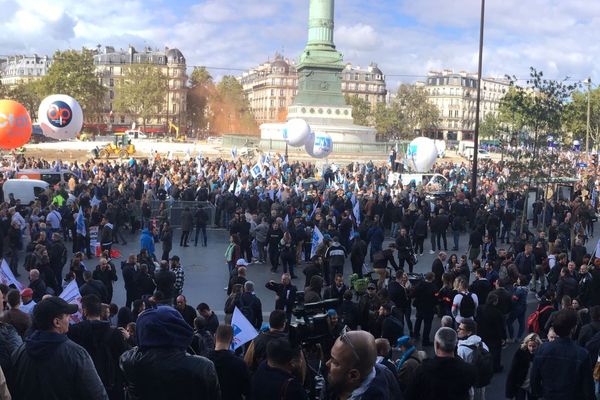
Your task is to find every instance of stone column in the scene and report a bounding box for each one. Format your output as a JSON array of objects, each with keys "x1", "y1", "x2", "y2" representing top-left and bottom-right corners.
[{"x1": 307, "y1": 0, "x2": 335, "y2": 48}]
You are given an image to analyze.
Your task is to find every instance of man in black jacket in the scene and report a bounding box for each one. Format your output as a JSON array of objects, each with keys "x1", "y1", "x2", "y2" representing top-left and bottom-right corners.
[
  {"x1": 266, "y1": 274, "x2": 297, "y2": 322},
  {"x1": 154, "y1": 260, "x2": 176, "y2": 305},
  {"x1": 413, "y1": 272, "x2": 437, "y2": 347},
  {"x1": 406, "y1": 327, "x2": 477, "y2": 400},
  {"x1": 80, "y1": 271, "x2": 109, "y2": 304},
  {"x1": 245, "y1": 310, "x2": 287, "y2": 374},
  {"x1": 208, "y1": 325, "x2": 251, "y2": 400},
  {"x1": 68, "y1": 294, "x2": 130, "y2": 399},
  {"x1": 396, "y1": 228, "x2": 415, "y2": 273},
  {"x1": 120, "y1": 306, "x2": 220, "y2": 399},
  {"x1": 8, "y1": 296, "x2": 108, "y2": 399}
]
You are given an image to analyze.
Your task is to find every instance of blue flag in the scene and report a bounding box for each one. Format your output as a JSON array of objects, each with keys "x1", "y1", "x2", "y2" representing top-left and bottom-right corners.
[
  {"x1": 311, "y1": 227, "x2": 324, "y2": 258},
  {"x1": 353, "y1": 200, "x2": 361, "y2": 226},
  {"x1": 76, "y1": 208, "x2": 86, "y2": 237}
]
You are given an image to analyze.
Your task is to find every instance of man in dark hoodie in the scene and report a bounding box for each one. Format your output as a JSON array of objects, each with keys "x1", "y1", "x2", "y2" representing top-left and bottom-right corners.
[
  {"x1": 8, "y1": 296, "x2": 108, "y2": 399},
  {"x1": 208, "y1": 325, "x2": 251, "y2": 400},
  {"x1": 68, "y1": 294, "x2": 130, "y2": 400},
  {"x1": 119, "y1": 306, "x2": 220, "y2": 399}
]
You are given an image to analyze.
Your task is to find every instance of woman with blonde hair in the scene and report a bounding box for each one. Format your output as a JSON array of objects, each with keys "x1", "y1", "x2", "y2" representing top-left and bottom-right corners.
[{"x1": 505, "y1": 333, "x2": 543, "y2": 400}]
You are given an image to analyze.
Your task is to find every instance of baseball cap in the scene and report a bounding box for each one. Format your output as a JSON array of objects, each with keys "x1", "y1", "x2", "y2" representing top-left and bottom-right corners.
[
  {"x1": 397, "y1": 335, "x2": 411, "y2": 347},
  {"x1": 32, "y1": 297, "x2": 79, "y2": 330},
  {"x1": 367, "y1": 282, "x2": 376, "y2": 290},
  {"x1": 21, "y1": 288, "x2": 33, "y2": 297},
  {"x1": 236, "y1": 259, "x2": 249, "y2": 266}
]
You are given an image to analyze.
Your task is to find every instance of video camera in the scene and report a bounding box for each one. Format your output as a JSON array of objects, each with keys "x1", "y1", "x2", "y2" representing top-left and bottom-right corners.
[{"x1": 289, "y1": 291, "x2": 339, "y2": 347}]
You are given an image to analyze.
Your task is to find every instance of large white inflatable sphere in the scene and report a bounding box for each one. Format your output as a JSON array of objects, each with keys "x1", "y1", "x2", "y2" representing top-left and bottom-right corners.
[
  {"x1": 434, "y1": 140, "x2": 446, "y2": 158},
  {"x1": 305, "y1": 131, "x2": 333, "y2": 159},
  {"x1": 285, "y1": 118, "x2": 311, "y2": 147},
  {"x1": 38, "y1": 95, "x2": 83, "y2": 140},
  {"x1": 406, "y1": 137, "x2": 438, "y2": 172}
]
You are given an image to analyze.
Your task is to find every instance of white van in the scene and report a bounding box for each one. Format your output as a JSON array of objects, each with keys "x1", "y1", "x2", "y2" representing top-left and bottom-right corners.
[
  {"x1": 3, "y1": 179, "x2": 49, "y2": 204},
  {"x1": 400, "y1": 173, "x2": 448, "y2": 190}
]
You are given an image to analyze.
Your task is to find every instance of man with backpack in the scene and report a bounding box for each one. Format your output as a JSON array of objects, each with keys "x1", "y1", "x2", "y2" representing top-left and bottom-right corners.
[
  {"x1": 238, "y1": 281, "x2": 263, "y2": 330},
  {"x1": 457, "y1": 319, "x2": 493, "y2": 400},
  {"x1": 452, "y1": 277, "x2": 479, "y2": 324}
]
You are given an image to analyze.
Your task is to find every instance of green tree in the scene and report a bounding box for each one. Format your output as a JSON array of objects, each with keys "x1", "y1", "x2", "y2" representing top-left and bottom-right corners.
[
  {"x1": 8, "y1": 81, "x2": 42, "y2": 120},
  {"x1": 38, "y1": 49, "x2": 105, "y2": 121},
  {"x1": 187, "y1": 67, "x2": 214, "y2": 137},
  {"x1": 499, "y1": 68, "x2": 577, "y2": 227},
  {"x1": 373, "y1": 102, "x2": 402, "y2": 139},
  {"x1": 395, "y1": 84, "x2": 439, "y2": 138},
  {"x1": 479, "y1": 113, "x2": 501, "y2": 140},
  {"x1": 113, "y1": 63, "x2": 167, "y2": 132},
  {"x1": 563, "y1": 87, "x2": 600, "y2": 149},
  {"x1": 345, "y1": 95, "x2": 371, "y2": 126}
]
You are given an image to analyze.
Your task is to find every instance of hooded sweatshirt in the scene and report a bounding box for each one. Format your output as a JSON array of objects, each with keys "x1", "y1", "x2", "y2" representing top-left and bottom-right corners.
[{"x1": 140, "y1": 228, "x2": 155, "y2": 256}]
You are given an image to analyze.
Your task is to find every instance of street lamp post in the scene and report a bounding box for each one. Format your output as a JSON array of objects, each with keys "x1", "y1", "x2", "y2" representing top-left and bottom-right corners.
[
  {"x1": 471, "y1": 0, "x2": 486, "y2": 197},
  {"x1": 586, "y1": 77, "x2": 592, "y2": 154}
]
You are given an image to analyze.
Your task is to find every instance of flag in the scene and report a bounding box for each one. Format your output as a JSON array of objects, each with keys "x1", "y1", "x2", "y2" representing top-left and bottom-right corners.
[
  {"x1": 268, "y1": 189, "x2": 275, "y2": 201},
  {"x1": 311, "y1": 226, "x2": 324, "y2": 258},
  {"x1": 351, "y1": 193, "x2": 357, "y2": 206},
  {"x1": 231, "y1": 306, "x2": 258, "y2": 350},
  {"x1": 279, "y1": 154, "x2": 287, "y2": 166},
  {"x1": 283, "y1": 214, "x2": 289, "y2": 230},
  {"x1": 234, "y1": 179, "x2": 242, "y2": 196},
  {"x1": 59, "y1": 280, "x2": 83, "y2": 324},
  {"x1": 349, "y1": 225, "x2": 355, "y2": 242},
  {"x1": 76, "y1": 208, "x2": 86, "y2": 238},
  {"x1": 353, "y1": 200, "x2": 361, "y2": 226},
  {"x1": 231, "y1": 146, "x2": 238, "y2": 160},
  {"x1": 0, "y1": 259, "x2": 23, "y2": 290},
  {"x1": 218, "y1": 165, "x2": 225, "y2": 180},
  {"x1": 251, "y1": 163, "x2": 263, "y2": 179},
  {"x1": 276, "y1": 187, "x2": 283, "y2": 202},
  {"x1": 164, "y1": 177, "x2": 172, "y2": 192}
]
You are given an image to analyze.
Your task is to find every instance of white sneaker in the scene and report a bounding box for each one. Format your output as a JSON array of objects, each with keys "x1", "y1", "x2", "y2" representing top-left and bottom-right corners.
[
  {"x1": 420, "y1": 253, "x2": 423, "y2": 256},
  {"x1": 429, "y1": 250, "x2": 435, "y2": 255}
]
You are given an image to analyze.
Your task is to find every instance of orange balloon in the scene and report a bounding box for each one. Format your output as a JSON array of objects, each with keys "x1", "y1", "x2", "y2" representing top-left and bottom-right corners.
[{"x1": 0, "y1": 100, "x2": 32, "y2": 150}]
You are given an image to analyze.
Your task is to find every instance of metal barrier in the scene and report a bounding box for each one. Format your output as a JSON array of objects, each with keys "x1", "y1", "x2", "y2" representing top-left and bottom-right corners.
[{"x1": 150, "y1": 200, "x2": 216, "y2": 228}]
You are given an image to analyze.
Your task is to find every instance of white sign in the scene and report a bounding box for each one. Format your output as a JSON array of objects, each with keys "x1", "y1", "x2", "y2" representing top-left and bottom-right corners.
[
  {"x1": 59, "y1": 280, "x2": 83, "y2": 324},
  {"x1": 231, "y1": 306, "x2": 258, "y2": 350},
  {"x1": 0, "y1": 259, "x2": 23, "y2": 290}
]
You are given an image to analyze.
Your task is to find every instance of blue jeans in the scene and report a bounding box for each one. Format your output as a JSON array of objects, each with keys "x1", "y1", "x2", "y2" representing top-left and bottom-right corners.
[
  {"x1": 194, "y1": 225, "x2": 207, "y2": 246},
  {"x1": 391, "y1": 222, "x2": 400, "y2": 238},
  {"x1": 507, "y1": 308, "x2": 526, "y2": 340}
]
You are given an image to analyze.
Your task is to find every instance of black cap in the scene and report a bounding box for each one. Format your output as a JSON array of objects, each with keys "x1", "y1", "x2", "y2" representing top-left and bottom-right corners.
[{"x1": 33, "y1": 297, "x2": 79, "y2": 330}]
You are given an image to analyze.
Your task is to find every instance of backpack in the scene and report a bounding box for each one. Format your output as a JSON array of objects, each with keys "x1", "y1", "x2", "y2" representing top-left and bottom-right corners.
[
  {"x1": 527, "y1": 305, "x2": 554, "y2": 334},
  {"x1": 238, "y1": 294, "x2": 256, "y2": 326},
  {"x1": 462, "y1": 343, "x2": 494, "y2": 388},
  {"x1": 459, "y1": 292, "x2": 476, "y2": 318}
]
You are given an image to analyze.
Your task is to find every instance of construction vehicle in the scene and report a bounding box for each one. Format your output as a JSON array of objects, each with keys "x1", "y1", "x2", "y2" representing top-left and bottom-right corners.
[
  {"x1": 97, "y1": 132, "x2": 136, "y2": 159},
  {"x1": 168, "y1": 121, "x2": 187, "y2": 142}
]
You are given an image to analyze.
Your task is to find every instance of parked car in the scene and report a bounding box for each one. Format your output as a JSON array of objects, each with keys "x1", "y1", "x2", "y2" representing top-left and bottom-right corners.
[{"x1": 124, "y1": 129, "x2": 147, "y2": 139}]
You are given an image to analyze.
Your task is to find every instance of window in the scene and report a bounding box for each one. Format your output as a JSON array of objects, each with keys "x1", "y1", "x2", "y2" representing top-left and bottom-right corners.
[
  {"x1": 270, "y1": 89, "x2": 274, "y2": 96},
  {"x1": 109, "y1": 90, "x2": 114, "y2": 99},
  {"x1": 280, "y1": 89, "x2": 284, "y2": 96},
  {"x1": 109, "y1": 78, "x2": 114, "y2": 87},
  {"x1": 455, "y1": 110, "x2": 459, "y2": 117},
  {"x1": 172, "y1": 103, "x2": 176, "y2": 114},
  {"x1": 120, "y1": 116, "x2": 125, "y2": 123}
]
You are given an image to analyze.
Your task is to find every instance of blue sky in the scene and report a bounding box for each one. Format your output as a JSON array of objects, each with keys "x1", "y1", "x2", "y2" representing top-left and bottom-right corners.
[{"x1": 2, "y1": 0, "x2": 600, "y2": 91}]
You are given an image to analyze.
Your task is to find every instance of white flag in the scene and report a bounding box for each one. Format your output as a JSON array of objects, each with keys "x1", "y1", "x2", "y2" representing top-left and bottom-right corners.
[
  {"x1": 0, "y1": 259, "x2": 23, "y2": 290},
  {"x1": 311, "y1": 226, "x2": 324, "y2": 258},
  {"x1": 59, "y1": 280, "x2": 83, "y2": 324},
  {"x1": 250, "y1": 163, "x2": 263, "y2": 179},
  {"x1": 353, "y1": 200, "x2": 361, "y2": 226},
  {"x1": 231, "y1": 306, "x2": 258, "y2": 350}
]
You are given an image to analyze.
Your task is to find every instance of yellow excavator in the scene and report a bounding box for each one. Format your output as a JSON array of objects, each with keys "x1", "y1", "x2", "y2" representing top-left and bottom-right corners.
[
  {"x1": 96, "y1": 133, "x2": 136, "y2": 159},
  {"x1": 168, "y1": 121, "x2": 186, "y2": 142}
]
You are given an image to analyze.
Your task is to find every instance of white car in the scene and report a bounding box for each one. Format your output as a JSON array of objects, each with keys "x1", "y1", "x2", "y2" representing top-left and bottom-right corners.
[
  {"x1": 207, "y1": 136, "x2": 223, "y2": 145},
  {"x1": 124, "y1": 130, "x2": 147, "y2": 139}
]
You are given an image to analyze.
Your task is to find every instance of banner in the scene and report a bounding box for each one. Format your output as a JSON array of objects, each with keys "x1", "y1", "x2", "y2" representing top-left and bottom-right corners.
[
  {"x1": 89, "y1": 226, "x2": 99, "y2": 254},
  {"x1": 311, "y1": 226, "x2": 324, "y2": 258},
  {"x1": 0, "y1": 259, "x2": 24, "y2": 290},
  {"x1": 59, "y1": 280, "x2": 83, "y2": 324},
  {"x1": 231, "y1": 306, "x2": 258, "y2": 350}
]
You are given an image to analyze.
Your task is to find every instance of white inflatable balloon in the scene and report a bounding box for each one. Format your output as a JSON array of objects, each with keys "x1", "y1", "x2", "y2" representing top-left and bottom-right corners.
[
  {"x1": 406, "y1": 137, "x2": 438, "y2": 172},
  {"x1": 38, "y1": 94, "x2": 83, "y2": 140},
  {"x1": 285, "y1": 118, "x2": 311, "y2": 147},
  {"x1": 305, "y1": 131, "x2": 333, "y2": 159}
]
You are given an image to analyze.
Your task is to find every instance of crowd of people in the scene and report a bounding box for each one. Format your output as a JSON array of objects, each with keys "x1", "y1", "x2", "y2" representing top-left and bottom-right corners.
[{"x1": 0, "y1": 150, "x2": 596, "y2": 399}]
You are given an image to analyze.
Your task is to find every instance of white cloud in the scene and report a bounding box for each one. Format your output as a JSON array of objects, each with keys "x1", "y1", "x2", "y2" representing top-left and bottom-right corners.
[{"x1": 0, "y1": 0, "x2": 599, "y2": 93}]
